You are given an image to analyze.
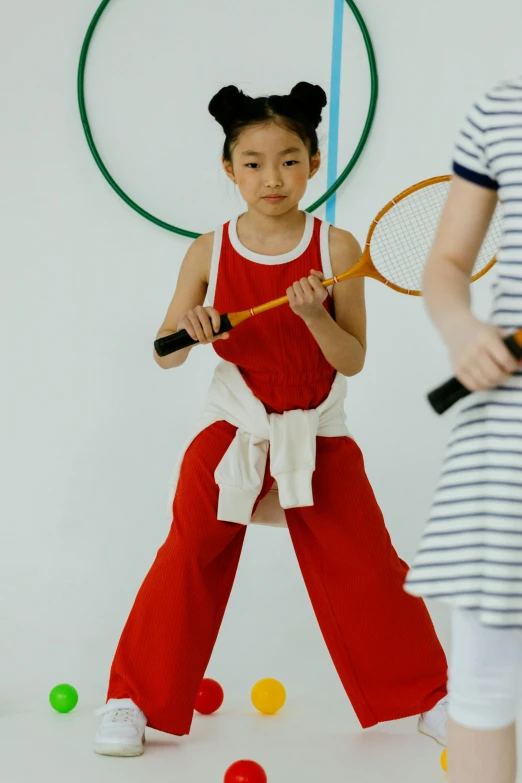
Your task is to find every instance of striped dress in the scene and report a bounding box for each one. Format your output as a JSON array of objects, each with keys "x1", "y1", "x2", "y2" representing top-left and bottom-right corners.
[{"x1": 405, "y1": 76, "x2": 522, "y2": 628}]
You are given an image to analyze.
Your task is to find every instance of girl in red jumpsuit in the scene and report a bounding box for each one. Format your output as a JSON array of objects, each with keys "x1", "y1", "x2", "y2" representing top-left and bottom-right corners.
[{"x1": 94, "y1": 82, "x2": 448, "y2": 757}]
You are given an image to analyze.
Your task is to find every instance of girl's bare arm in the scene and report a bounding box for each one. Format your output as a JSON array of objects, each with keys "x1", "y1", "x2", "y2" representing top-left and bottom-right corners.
[
  {"x1": 288, "y1": 227, "x2": 366, "y2": 377},
  {"x1": 154, "y1": 233, "x2": 228, "y2": 369},
  {"x1": 424, "y1": 176, "x2": 517, "y2": 390}
]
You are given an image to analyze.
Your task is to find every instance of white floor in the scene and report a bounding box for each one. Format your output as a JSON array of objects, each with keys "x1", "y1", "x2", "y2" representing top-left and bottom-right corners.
[{"x1": 2, "y1": 699, "x2": 449, "y2": 783}]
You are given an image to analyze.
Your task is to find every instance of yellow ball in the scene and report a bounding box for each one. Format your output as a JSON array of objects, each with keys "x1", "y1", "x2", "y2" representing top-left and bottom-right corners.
[
  {"x1": 441, "y1": 749, "x2": 448, "y2": 773},
  {"x1": 251, "y1": 678, "x2": 286, "y2": 715}
]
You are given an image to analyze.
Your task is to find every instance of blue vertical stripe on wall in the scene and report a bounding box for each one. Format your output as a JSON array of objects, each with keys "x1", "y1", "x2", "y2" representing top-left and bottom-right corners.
[{"x1": 326, "y1": 0, "x2": 345, "y2": 224}]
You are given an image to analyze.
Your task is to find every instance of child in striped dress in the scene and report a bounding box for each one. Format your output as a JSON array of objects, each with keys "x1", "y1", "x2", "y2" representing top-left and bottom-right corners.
[{"x1": 406, "y1": 76, "x2": 522, "y2": 783}]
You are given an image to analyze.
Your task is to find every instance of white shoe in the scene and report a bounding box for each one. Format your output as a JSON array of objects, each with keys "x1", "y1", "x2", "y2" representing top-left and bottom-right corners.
[
  {"x1": 93, "y1": 698, "x2": 147, "y2": 757},
  {"x1": 418, "y1": 696, "x2": 448, "y2": 746}
]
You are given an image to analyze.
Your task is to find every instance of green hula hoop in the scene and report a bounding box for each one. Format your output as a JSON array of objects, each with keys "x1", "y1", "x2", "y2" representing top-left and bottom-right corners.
[{"x1": 78, "y1": 0, "x2": 379, "y2": 239}]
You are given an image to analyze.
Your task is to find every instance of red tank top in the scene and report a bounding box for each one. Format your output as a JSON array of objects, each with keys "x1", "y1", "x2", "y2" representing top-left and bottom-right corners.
[{"x1": 211, "y1": 213, "x2": 336, "y2": 414}]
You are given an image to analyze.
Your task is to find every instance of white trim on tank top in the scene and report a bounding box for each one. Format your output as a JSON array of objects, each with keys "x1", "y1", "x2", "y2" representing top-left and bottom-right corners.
[
  {"x1": 205, "y1": 225, "x2": 223, "y2": 307},
  {"x1": 320, "y1": 221, "x2": 334, "y2": 294},
  {"x1": 229, "y1": 211, "x2": 315, "y2": 265}
]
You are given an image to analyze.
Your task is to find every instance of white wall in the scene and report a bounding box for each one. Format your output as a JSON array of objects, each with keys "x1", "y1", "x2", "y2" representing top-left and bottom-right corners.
[{"x1": 2, "y1": 0, "x2": 522, "y2": 714}]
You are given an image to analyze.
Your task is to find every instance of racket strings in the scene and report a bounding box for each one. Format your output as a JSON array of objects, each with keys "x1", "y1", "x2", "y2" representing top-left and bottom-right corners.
[{"x1": 370, "y1": 181, "x2": 502, "y2": 292}]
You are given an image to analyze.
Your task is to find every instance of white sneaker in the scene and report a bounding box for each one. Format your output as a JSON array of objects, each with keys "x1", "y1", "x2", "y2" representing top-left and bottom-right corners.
[
  {"x1": 93, "y1": 698, "x2": 147, "y2": 757},
  {"x1": 418, "y1": 696, "x2": 448, "y2": 746}
]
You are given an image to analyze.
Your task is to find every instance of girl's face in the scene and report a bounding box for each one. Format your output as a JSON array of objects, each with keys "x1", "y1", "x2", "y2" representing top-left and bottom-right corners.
[{"x1": 223, "y1": 120, "x2": 321, "y2": 216}]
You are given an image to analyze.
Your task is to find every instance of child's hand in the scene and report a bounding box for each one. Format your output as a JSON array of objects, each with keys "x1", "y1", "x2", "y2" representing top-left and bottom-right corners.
[
  {"x1": 177, "y1": 306, "x2": 230, "y2": 345},
  {"x1": 287, "y1": 270, "x2": 328, "y2": 322},
  {"x1": 447, "y1": 315, "x2": 519, "y2": 391}
]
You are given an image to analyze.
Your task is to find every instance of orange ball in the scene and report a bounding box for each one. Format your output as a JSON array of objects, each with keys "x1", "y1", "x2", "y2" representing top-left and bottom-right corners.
[
  {"x1": 251, "y1": 679, "x2": 286, "y2": 715},
  {"x1": 441, "y1": 748, "x2": 448, "y2": 772}
]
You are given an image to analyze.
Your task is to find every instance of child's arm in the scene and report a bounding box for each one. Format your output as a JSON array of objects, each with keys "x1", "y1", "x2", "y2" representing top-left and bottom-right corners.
[
  {"x1": 154, "y1": 233, "x2": 229, "y2": 369},
  {"x1": 287, "y1": 227, "x2": 366, "y2": 377},
  {"x1": 424, "y1": 176, "x2": 518, "y2": 391}
]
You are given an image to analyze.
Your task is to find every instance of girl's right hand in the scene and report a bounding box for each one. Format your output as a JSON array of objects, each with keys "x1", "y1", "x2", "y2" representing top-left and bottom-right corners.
[
  {"x1": 177, "y1": 306, "x2": 230, "y2": 345},
  {"x1": 446, "y1": 314, "x2": 519, "y2": 391}
]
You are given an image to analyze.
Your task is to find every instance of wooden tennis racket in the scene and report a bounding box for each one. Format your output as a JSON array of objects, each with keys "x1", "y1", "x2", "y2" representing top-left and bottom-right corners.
[
  {"x1": 428, "y1": 330, "x2": 522, "y2": 414},
  {"x1": 155, "y1": 176, "x2": 501, "y2": 357}
]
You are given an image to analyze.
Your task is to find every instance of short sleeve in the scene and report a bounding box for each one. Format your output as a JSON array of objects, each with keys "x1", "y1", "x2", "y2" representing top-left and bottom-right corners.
[{"x1": 452, "y1": 102, "x2": 498, "y2": 191}]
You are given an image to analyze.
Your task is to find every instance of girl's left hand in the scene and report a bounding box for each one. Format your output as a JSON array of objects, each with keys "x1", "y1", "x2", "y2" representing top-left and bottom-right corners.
[{"x1": 287, "y1": 270, "x2": 327, "y2": 322}]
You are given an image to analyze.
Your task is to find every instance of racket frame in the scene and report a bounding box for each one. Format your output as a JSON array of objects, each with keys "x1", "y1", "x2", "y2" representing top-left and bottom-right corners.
[{"x1": 155, "y1": 175, "x2": 500, "y2": 356}]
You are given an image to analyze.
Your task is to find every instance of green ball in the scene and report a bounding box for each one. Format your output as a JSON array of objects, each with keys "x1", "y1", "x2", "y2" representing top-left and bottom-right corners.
[{"x1": 49, "y1": 684, "x2": 79, "y2": 714}]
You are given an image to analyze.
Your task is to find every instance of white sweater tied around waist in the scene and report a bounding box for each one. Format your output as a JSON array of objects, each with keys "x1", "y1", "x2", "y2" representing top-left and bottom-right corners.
[{"x1": 169, "y1": 361, "x2": 350, "y2": 527}]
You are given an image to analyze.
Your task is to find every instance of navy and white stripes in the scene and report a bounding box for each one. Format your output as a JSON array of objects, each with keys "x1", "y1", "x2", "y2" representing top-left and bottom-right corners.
[{"x1": 405, "y1": 77, "x2": 522, "y2": 627}]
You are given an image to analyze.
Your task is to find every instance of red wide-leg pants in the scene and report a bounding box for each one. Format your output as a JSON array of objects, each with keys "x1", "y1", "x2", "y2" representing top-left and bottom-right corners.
[{"x1": 108, "y1": 422, "x2": 447, "y2": 734}]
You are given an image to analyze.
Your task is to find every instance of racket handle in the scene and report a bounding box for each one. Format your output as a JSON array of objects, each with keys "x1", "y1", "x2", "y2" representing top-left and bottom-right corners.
[
  {"x1": 427, "y1": 377, "x2": 470, "y2": 415},
  {"x1": 154, "y1": 314, "x2": 233, "y2": 357},
  {"x1": 428, "y1": 334, "x2": 522, "y2": 415}
]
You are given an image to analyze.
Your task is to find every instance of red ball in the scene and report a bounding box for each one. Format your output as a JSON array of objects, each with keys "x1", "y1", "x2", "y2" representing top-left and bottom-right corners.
[
  {"x1": 194, "y1": 678, "x2": 224, "y2": 715},
  {"x1": 224, "y1": 760, "x2": 267, "y2": 783}
]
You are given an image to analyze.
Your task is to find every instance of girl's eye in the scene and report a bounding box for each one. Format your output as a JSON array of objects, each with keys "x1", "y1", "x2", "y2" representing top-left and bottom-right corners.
[
  {"x1": 245, "y1": 163, "x2": 260, "y2": 169},
  {"x1": 283, "y1": 160, "x2": 299, "y2": 167}
]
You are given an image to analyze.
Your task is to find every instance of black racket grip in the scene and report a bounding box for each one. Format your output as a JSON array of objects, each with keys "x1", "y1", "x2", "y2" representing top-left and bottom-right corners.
[
  {"x1": 428, "y1": 334, "x2": 522, "y2": 415},
  {"x1": 154, "y1": 314, "x2": 233, "y2": 357}
]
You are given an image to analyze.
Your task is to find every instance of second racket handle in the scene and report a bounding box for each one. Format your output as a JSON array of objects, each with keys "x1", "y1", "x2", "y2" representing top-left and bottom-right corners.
[
  {"x1": 428, "y1": 333, "x2": 522, "y2": 415},
  {"x1": 427, "y1": 377, "x2": 470, "y2": 415},
  {"x1": 154, "y1": 314, "x2": 233, "y2": 357}
]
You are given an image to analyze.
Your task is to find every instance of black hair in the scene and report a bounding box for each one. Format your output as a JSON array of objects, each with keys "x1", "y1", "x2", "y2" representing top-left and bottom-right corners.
[{"x1": 208, "y1": 82, "x2": 327, "y2": 161}]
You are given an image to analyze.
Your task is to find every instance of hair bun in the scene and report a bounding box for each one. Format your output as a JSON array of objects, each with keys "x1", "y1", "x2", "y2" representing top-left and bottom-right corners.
[
  {"x1": 208, "y1": 85, "x2": 250, "y2": 130},
  {"x1": 290, "y1": 82, "x2": 327, "y2": 127}
]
